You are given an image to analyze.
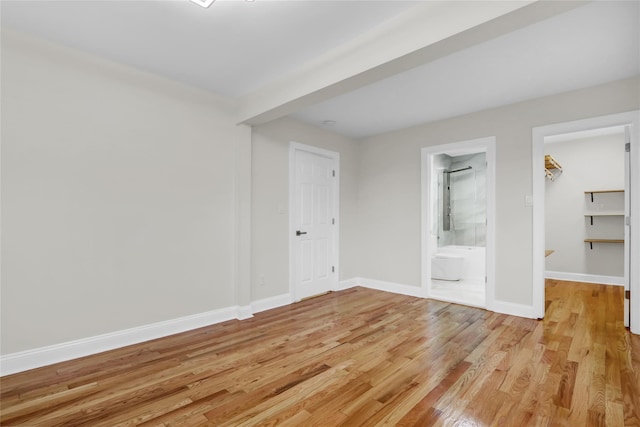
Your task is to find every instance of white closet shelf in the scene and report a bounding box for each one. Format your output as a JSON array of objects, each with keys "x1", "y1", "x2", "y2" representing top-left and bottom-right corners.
[
  {"x1": 584, "y1": 238, "x2": 624, "y2": 249},
  {"x1": 584, "y1": 212, "x2": 624, "y2": 216},
  {"x1": 584, "y1": 212, "x2": 624, "y2": 225},
  {"x1": 584, "y1": 189, "x2": 624, "y2": 202},
  {"x1": 583, "y1": 190, "x2": 625, "y2": 248}
]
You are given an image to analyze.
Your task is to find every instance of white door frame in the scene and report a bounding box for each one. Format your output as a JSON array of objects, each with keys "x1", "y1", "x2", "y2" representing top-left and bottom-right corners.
[
  {"x1": 289, "y1": 142, "x2": 340, "y2": 302},
  {"x1": 421, "y1": 136, "x2": 496, "y2": 310},
  {"x1": 532, "y1": 111, "x2": 640, "y2": 334}
]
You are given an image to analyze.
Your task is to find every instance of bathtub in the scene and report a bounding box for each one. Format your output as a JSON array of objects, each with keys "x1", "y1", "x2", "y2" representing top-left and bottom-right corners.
[{"x1": 434, "y1": 245, "x2": 485, "y2": 281}]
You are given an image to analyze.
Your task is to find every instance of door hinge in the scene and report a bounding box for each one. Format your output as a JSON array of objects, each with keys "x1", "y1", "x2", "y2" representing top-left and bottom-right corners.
[
  {"x1": 332, "y1": 170, "x2": 336, "y2": 177},
  {"x1": 625, "y1": 290, "x2": 630, "y2": 300},
  {"x1": 625, "y1": 142, "x2": 631, "y2": 152},
  {"x1": 332, "y1": 218, "x2": 335, "y2": 225},
  {"x1": 626, "y1": 216, "x2": 631, "y2": 226},
  {"x1": 332, "y1": 266, "x2": 335, "y2": 273}
]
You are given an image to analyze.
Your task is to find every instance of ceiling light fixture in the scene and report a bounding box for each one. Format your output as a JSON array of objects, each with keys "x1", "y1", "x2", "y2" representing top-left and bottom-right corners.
[
  {"x1": 190, "y1": 0, "x2": 215, "y2": 8},
  {"x1": 323, "y1": 120, "x2": 336, "y2": 126}
]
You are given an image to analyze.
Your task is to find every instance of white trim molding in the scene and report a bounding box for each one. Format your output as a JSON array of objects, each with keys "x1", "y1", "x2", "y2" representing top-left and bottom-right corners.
[
  {"x1": 492, "y1": 300, "x2": 537, "y2": 319},
  {"x1": 337, "y1": 278, "x2": 360, "y2": 291},
  {"x1": 360, "y1": 278, "x2": 427, "y2": 298},
  {"x1": 236, "y1": 306, "x2": 254, "y2": 320},
  {"x1": 1, "y1": 305, "x2": 247, "y2": 376},
  {"x1": 251, "y1": 294, "x2": 293, "y2": 314},
  {"x1": 421, "y1": 137, "x2": 496, "y2": 311},
  {"x1": 2, "y1": 279, "x2": 545, "y2": 376},
  {"x1": 341, "y1": 277, "x2": 537, "y2": 318},
  {"x1": 545, "y1": 271, "x2": 624, "y2": 286}
]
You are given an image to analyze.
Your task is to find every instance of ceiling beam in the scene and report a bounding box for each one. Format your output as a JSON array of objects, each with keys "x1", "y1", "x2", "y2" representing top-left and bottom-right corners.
[{"x1": 236, "y1": 0, "x2": 588, "y2": 127}]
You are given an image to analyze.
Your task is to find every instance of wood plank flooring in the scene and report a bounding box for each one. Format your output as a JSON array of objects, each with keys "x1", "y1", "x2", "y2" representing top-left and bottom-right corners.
[{"x1": 1, "y1": 280, "x2": 639, "y2": 426}]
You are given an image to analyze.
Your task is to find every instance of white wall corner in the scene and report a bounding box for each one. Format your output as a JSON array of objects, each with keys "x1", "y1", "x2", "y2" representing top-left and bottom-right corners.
[
  {"x1": 0, "y1": 306, "x2": 240, "y2": 377},
  {"x1": 234, "y1": 129, "x2": 253, "y2": 312},
  {"x1": 358, "y1": 277, "x2": 427, "y2": 298},
  {"x1": 251, "y1": 294, "x2": 293, "y2": 314},
  {"x1": 492, "y1": 299, "x2": 537, "y2": 319},
  {"x1": 545, "y1": 271, "x2": 624, "y2": 286}
]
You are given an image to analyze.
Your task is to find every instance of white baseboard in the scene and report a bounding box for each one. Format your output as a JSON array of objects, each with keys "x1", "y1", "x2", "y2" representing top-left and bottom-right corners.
[
  {"x1": 356, "y1": 277, "x2": 427, "y2": 298},
  {"x1": 236, "y1": 305, "x2": 254, "y2": 320},
  {"x1": 429, "y1": 294, "x2": 486, "y2": 310},
  {"x1": 251, "y1": 294, "x2": 292, "y2": 314},
  {"x1": 492, "y1": 300, "x2": 537, "y2": 319},
  {"x1": 1, "y1": 305, "x2": 248, "y2": 377},
  {"x1": 336, "y1": 278, "x2": 359, "y2": 291},
  {"x1": 545, "y1": 271, "x2": 624, "y2": 286},
  {"x1": 345, "y1": 276, "x2": 537, "y2": 319},
  {"x1": 0, "y1": 278, "x2": 547, "y2": 376}
]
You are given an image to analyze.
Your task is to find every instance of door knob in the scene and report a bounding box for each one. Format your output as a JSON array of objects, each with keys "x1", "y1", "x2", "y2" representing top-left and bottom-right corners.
[{"x1": 296, "y1": 230, "x2": 307, "y2": 236}]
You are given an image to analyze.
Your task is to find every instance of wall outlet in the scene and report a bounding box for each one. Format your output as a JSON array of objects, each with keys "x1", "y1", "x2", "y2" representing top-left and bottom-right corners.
[
  {"x1": 259, "y1": 275, "x2": 265, "y2": 286},
  {"x1": 525, "y1": 195, "x2": 533, "y2": 206}
]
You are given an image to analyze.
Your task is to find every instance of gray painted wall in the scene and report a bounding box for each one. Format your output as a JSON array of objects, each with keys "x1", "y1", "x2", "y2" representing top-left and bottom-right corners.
[{"x1": 1, "y1": 32, "x2": 250, "y2": 354}]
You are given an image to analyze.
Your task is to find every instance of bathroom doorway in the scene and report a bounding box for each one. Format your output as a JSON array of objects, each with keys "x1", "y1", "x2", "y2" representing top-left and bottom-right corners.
[{"x1": 421, "y1": 137, "x2": 495, "y2": 309}]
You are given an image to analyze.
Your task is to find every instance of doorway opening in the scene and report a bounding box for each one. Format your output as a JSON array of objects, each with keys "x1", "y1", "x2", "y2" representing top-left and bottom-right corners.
[
  {"x1": 532, "y1": 111, "x2": 639, "y2": 334},
  {"x1": 544, "y1": 127, "x2": 628, "y2": 319},
  {"x1": 421, "y1": 137, "x2": 495, "y2": 310}
]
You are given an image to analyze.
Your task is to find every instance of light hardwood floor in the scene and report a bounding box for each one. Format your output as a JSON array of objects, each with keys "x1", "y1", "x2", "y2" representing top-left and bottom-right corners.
[{"x1": 1, "y1": 280, "x2": 639, "y2": 426}]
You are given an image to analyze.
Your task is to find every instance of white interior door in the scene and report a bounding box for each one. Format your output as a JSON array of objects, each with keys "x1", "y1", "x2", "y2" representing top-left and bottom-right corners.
[{"x1": 292, "y1": 147, "x2": 337, "y2": 301}]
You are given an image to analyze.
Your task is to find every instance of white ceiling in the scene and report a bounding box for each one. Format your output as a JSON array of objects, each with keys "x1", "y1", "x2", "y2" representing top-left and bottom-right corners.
[
  {"x1": 0, "y1": 0, "x2": 416, "y2": 96},
  {"x1": 2, "y1": 0, "x2": 639, "y2": 139}
]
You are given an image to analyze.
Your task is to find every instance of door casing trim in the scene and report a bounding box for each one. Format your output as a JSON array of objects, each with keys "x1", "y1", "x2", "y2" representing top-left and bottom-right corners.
[{"x1": 421, "y1": 136, "x2": 496, "y2": 311}]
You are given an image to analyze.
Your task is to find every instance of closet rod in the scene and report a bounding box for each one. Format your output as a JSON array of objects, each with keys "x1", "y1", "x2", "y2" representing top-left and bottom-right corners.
[{"x1": 444, "y1": 166, "x2": 472, "y2": 174}]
